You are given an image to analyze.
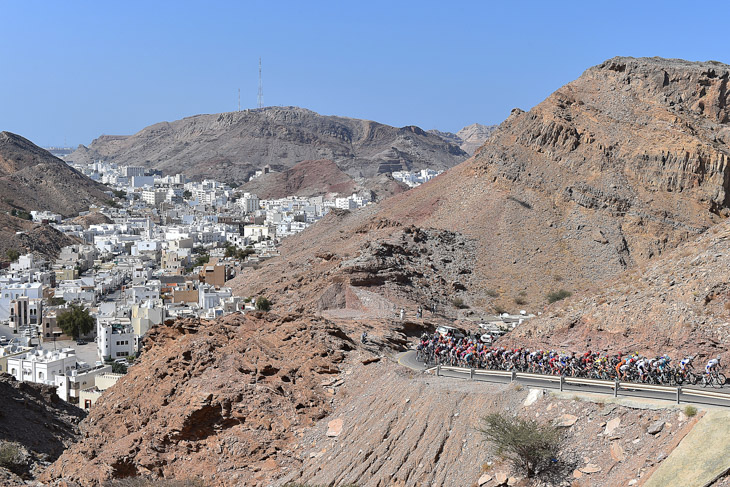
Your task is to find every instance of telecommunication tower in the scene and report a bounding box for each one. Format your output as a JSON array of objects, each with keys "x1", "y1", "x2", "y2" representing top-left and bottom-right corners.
[
  {"x1": 238, "y1": 88, "x2": 241, "y2": 112},
  {"x1": 257, "y1": 57, "x2": 264, "y2": 108}
]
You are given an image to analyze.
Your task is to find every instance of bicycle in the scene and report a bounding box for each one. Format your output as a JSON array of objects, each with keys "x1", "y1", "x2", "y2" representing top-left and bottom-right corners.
[{"x1": 703, "y1": 370, "x2": 727, "y2": 388}]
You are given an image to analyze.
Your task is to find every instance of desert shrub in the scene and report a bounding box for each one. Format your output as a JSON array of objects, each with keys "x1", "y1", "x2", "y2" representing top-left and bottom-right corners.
[
  {"x1": 514, "y1": 296, "x2": 526, "y2": 305},
  {"x1": 684, "y1": 405, "x2": 698, "y2": 417},
  {"x1": 452, "y1": 297, "x2": 468, "y2": 309},
  {"x1": 493, "y1": 304, "x2": 507, "y2": 315},
  {"x1": 255, "y1": 296, "x2": 272, "y2": 311},
  {"x1": 5, "y1": 249, "x2": 20, "y2": 262},
  {"x1": 479, "y1": 413, "x2": 564, "y2": 478},
  {"x1": 485, "y1": 289, "x2": 499, "y2": 298},
  {"x1": 546, "y1": 289, "x2": 572, "y2": 304},
  {"x1": 0, "y1": 442, "x2": 21, "y2": 470}
]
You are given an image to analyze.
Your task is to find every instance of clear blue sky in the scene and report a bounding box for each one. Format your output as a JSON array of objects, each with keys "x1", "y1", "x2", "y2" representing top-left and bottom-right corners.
[{"x1": 1, "y1": 0, "x2": 728, "y2": 147}]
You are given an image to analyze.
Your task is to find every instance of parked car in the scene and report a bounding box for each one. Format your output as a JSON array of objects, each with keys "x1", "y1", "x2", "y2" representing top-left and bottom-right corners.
[
  {"x1": 76, "y1": 340, "x2": 87, "y2": 346},
  {"x1": 436, "y1": 325, "x2": 465, "y2": 339}
]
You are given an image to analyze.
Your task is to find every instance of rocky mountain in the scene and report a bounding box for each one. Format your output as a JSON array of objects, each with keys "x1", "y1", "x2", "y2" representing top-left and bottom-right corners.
[
  {"x1": 68, "y1": 211, "x2": 113, "y2": 229},
  {"x1": 429, "y1": 122, "x2": 497, "y2": 155},
  {"x1": 238, "y1": 158, "x2": 356, "y2": 199},
  {"x1": 227, "y1": 57, "x2": 730, "y2": 318},
  {"x1": 0, "y1": 213, "x2": 79, "y2": 264},
  {"x1": 0, "y1": 374, "x2": 85, "y2": 485},
  {"x1": 0, "y1": 132, "x2": 109, "y2": 217},
  {"x1": 238, "y1": 158, "x2": 408, "y2": 201},
  {"x1": 68, "y1": 107, "x2": 468, "y2": 187}
]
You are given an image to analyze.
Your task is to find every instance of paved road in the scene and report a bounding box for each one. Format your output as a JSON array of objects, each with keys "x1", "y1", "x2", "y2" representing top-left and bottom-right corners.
[
  {"x1": 398, "y1": 350, "x2": 730, "y2": 409},
  {"x1": 0, "y1": 321, "x2": 99, "y2": 365}
]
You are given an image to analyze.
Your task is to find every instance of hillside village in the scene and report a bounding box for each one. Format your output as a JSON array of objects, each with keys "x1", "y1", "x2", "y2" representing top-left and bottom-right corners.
[{"x1": 0, "y1": 157, "x2": 444, "y2": 412}]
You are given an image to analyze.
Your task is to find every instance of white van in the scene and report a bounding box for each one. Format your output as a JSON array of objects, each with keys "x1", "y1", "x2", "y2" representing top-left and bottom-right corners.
[{"x1": 436, "y1": 325, "x2": 465, "y2": 339}]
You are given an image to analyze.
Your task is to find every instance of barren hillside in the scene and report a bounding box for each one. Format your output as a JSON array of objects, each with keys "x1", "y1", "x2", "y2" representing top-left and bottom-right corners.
[
  {"x1": 0, "y1": 131, "x2": 108, "y2": 217},
  {"x1": 0, "y1": 213, "x2": 79, "y2": 264},
  {"x1": 68, "y1": 107, "x2": 468, "y2": 187},
  {"x1": 238, "y1": 159, "x2": 357, "y2": 199},
  {"x1": 231, "y1": 56, "x2": 730, "y2": 317},
  {"x1": 42, "y1": 56, "x2": 730, "y2": 487},
  {"x1": 502, "y1": 216, "x2": 730, "y2": 360}
]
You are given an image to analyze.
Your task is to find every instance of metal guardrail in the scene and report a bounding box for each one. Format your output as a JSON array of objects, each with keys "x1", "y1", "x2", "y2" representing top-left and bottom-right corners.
[{"x1": 434, "y1": 364, "x2": 730, "y2": 405}]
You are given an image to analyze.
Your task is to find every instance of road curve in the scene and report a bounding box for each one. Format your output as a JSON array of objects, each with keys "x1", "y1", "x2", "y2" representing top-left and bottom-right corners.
[{"x1": 396, "y1": 350, "x2": 730, "y2": 409}]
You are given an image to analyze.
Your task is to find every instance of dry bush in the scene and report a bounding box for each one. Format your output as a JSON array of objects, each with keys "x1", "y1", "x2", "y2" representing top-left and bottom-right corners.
[{"x1": 479, "y1": 413, "x2": 565, "y2": 478}]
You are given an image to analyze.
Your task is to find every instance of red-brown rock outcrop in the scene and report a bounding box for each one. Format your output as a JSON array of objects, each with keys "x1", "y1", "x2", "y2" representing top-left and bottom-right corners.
[{"x1": 42, "y1": 313, "x2": 358, "y2": 486}]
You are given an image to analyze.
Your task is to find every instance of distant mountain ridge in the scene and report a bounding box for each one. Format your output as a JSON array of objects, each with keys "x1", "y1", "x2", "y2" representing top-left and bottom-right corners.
[
  {"x1": 428, "y1": 123, "x2": 497, "y2": 155},
  {"x1": 69, "y1": 107, "x2": 469, "y2": 188}
]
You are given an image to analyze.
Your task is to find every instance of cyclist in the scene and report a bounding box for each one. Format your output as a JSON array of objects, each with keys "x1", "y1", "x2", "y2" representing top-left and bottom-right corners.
[
  {"x1": 706, "y1": 356, "x2": 721, "y2": 376},
  {"x1": 636, "y1": 357, "x2": 649, "y2": 382},
  {"x1": 615, "y1": 355, "x2": 627, "y2": 379}
]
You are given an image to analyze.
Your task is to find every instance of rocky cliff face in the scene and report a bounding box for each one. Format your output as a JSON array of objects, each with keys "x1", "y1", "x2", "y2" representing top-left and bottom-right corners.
[
  {"x1": 69, "y1": 107, "x2": 468, "y2": 187},
  {"x1": 0, "y1": 374, "x2": 85, "y2": 484},
  {"x1": 0, "y1": 132, "x2": 109, "y2": 217}
]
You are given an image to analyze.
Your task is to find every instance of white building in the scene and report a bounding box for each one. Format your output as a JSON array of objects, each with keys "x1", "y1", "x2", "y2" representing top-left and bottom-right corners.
[
  {"x1": 243, "y1": 224, "x2": 274, "y2": 243},
  {"x1": 131, "y1": 299, "x2": 165, "y2": 336},
  {"x1": 97, "y1": 320, "x2": 138, "y2": 360},
  {"x1": 0, "y1": 282, "x2": 43, "y2": 321},
  {"x1": 55, "y1": 364, "x2": 112, "y2": 404},
  {"x1": 141, "y1": 188, "x2": 167, "y2": 206},
  {"x1": 30, "y1": 211, "x2": 62, "y2": 224},
  {"x1": 239, "y1": 193, "x2": 260, "y2": 213},
  {"x1": 130, "y1": 175, "x2": 155, "y2": 188},
  {"x1": 198, "y1": 284, "x2": 232, "y2": 310},
  {"x1": 122, "y1": 166, "x2": 145, "y2": 178},
  {"x1": 7, "y1": 348, "x2": 78, "y2": 385}
]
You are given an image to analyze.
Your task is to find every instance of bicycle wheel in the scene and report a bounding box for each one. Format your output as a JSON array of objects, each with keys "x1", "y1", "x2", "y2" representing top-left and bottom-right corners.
[{"x1": 718, "y1": 373, "x2": 726, "y2": 386}]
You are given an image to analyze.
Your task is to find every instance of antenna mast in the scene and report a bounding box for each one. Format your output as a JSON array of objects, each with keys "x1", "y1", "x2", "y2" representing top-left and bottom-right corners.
[
  {"x1": 238, "y1": 88, "x2": 241, "y2": 112},
  {"x1": 257, "y1": 57, "x2": 263, "y2": 108}
]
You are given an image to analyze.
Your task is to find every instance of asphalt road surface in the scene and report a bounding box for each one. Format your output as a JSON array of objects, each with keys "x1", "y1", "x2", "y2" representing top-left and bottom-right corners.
[
  {"x1": 398, "y1": 350, "x2": 730, "y2": 409},
  {"x1": 0, "y1": 321, "x2": 100, "y2": 365}
]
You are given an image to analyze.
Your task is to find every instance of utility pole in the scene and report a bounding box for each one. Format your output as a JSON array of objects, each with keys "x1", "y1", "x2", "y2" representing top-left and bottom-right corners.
[{"x1": 257, "y1": 57, "x2": 263, "y2": 109}]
